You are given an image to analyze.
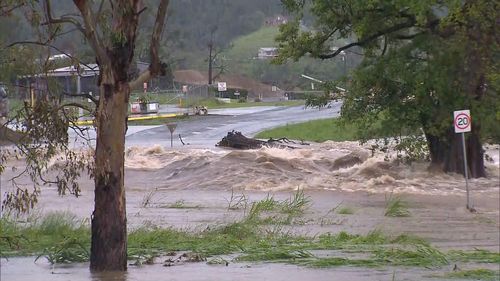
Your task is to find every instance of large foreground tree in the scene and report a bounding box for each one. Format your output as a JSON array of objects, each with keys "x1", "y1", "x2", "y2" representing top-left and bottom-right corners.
[
  {"x1": 277, "y1": 0, "x2": 499, "y2": 178},
  {"x1": 1, "y1": 0, "x2": 170, "y2": 271},
  {"x1": 73, "y1": 0, "x2": 170, "y2": 271}
]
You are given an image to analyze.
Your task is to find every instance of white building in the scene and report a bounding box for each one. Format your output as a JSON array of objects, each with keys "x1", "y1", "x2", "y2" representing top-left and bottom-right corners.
[{"x1": 257, "y1": 47, "x2": 278, "y2": 59}]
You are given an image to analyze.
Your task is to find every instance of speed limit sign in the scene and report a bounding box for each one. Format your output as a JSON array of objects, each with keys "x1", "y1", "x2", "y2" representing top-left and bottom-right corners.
[
  {"x1": 454, "y1": 110, "x2": 471, "y2": 133},
  {"x1": 453, "y1": 109, "x2": 474, "y2": 211}
]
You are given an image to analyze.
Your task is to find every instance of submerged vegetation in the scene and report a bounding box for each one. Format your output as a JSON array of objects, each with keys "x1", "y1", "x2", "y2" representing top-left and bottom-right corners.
[
  {"x1": 0, "y1": 212, "x2": 90, "y2": 258},
  {"x1": 384, "y1": 194, "x2": 411, "y2": 217},
  {"x1": 442, "y1": 269, "x2": 499, "y2": 281},
  {"x1": 1, "y1": 195, "x2": 498, "y2": 272},
  {"x1": 337, "y1": 207, "x2": 355, "y2": 215}
]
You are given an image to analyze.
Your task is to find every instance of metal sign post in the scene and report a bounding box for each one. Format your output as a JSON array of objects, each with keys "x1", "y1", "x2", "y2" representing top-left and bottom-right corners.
[
  {"x1": 166, "y1": 123, "x2": 177, "y2": 148},
  {"x1": 461, "y1": 132, "x2": 470, "y2": 209},
  {"x1": 453, "y1": 110, "x2": 472, "y2": 210}
]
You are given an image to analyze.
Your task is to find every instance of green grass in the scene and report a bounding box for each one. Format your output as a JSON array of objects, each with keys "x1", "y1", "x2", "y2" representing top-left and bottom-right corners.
[
  {"x1": 448, "y1": 249, "x2": 500, "y2": 264},
  {"x1": 255, "y1": 118, "x2": 360, "y2": 142},
  {"x1": 169, "y1": 200, "x2": 186, "y2": 208},
  {"x1": 384, "y1": 195, "x2": 411, "y2": 217},
  {"x1": 337, "y1": 207, "x2": 355, "y2": 215},
  {"x1": 237, "y1": 249, "x2": 313, "y2": 262},
  {"x1": 372, "y1": 244, "x2": 448, "y2": 267},
  {"x1": 246, "y1": 189, "x2": 311, "y2": 224},
  {"x1": 226, "y1": 189, "x2": 249, "y2": 210},
  {"x1": 316, "y1": 230, "x2": 388, "y2": 250},
  {"x1": 443, "y1": 269, "x2": 499, "y2": 280},
  {"x1": 225, "y1": 26, "x2": 280, "y2": 61},
  {"x1": 35, "y1": 237, "x2": 89, "y2": 264},
  {"x1": 0, "y1": 211, "x2": 90, "y2": 260},
  {"x1": 1, "y1": 207, "x2": 499, "y2": 269},
  {"x1": 391, "y1": 234, "x2": 430, "y2": 246}
]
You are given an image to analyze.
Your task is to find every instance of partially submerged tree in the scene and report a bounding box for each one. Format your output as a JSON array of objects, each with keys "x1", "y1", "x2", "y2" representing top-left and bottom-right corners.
[
  {"x1": 277, "y1": 0, "x2": 499, "y2": 177},
  {"x1": 1, "y1": 0, "x2": 171, "y2": 271}
]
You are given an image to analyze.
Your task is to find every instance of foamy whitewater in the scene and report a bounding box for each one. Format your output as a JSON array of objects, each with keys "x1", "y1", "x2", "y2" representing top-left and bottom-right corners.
[{"x1": 124, "y1": 142, "x2": 500, "y2": 196}]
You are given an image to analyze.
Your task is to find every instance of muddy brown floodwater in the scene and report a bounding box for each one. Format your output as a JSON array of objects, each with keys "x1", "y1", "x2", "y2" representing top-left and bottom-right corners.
[{"x1": 1, "y1": 142, "x2": 499, "y2": 281}]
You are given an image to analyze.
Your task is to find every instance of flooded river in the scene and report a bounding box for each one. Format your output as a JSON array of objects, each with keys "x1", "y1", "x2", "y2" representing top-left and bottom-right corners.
[
  {"x1": 1, "y1": 141, "x2": 499, "y2": 280},
  {"x1": 123, "y1": 142, "x2": 499, "y2": 195}
]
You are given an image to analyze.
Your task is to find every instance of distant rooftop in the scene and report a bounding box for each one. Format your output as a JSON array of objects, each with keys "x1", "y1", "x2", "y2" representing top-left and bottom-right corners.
[{"x1": 20, "y1": 64, "x2": 99, "y2": 78}]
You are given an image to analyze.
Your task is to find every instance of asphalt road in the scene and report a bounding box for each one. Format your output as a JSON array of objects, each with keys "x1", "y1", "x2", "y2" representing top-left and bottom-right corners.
[{"x1": 125, "y1": 102, "x2": 342, "y2": 148}]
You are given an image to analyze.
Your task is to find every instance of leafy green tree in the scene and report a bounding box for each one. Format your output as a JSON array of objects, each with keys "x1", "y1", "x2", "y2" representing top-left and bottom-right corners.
[
  {"x1": 305, "y1": 92, "x2": 329, "y2": 109},
  {"x1": 277, "y1": 0, "x2": 499, "y2": 178}
]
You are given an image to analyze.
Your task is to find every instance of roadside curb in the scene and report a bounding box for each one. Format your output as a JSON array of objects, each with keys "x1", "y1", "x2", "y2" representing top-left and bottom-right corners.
[{"x1": 75, "y1": 113, "x2": 184, "y2": 126}]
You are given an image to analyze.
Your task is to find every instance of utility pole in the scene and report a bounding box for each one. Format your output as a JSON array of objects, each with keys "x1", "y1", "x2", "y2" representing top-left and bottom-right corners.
[
  {"x1": 207, "y1": 26, "x2": 217, "y2": 85},
  {"x1": 208, "y1": 41, "x2": 213, "y2": 85}
]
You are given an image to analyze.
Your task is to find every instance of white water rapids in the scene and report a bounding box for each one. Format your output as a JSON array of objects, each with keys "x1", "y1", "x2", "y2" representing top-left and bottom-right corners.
[{"x1": 123, "y1": 142, "x2": 499, "y2": 196}]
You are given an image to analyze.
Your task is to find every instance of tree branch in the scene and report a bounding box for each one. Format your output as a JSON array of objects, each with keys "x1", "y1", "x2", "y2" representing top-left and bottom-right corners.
[
  {"x1": 43, "y1": 0, "x2": 85, "y2": 33},
  {"x1": 393, "y1": 31, "x2": 426, "y2": 40},
  {"x1": 129, "y1": 69, "x2": 151, "y2": 91},
  {"x1": 96, "y1": 0, "x2": 105, "y2": 20},
  {"x1": 0, "y1": 2, "x2": 25, "y2": 17},
  {"x1": 212, "y1": 47, "x2": 224, "y2": 61},
  {"x1": 381, "y1": 35, "x2": 388, "y2": 55},
  {"x1": 60, "y1": 102, "x2": 93, "y2": 112},
  {"x1": 129, "y1": 0, "x2": 169, "y2": 90},
  {"x1": 6, "y1": 41, "x2": 96, "y2": 71},
  {"x1": 63, "y1": 91, "x2": 99, "y2": 105},
  {"x1": 318, "y1": 19, "x2": 417, "y2": 59},
  {"x1": 212, "y1": 65, "x2": 225, "y2": 82},
  {"x1": 73, "y1": 0, "x2": 107, "y2": 64},
  {"x1": 148, "y1": 0, "x2": 169, "y2": 76}
]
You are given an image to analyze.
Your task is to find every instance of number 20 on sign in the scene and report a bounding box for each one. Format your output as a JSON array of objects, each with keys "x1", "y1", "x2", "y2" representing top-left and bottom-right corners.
[{"x1": 454, "y1": 110, "x2": 471, "y2": 133}]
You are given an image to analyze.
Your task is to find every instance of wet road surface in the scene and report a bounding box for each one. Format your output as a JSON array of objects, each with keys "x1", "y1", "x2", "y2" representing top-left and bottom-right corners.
[{"x1": 125, "y1": 103, "x2": 341, "y2": 147}]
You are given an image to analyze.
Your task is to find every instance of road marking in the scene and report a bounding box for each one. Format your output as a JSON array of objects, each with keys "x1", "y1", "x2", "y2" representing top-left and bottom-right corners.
[{"x1": 192, "y1": 131, "x2": 201, "y2": 135}]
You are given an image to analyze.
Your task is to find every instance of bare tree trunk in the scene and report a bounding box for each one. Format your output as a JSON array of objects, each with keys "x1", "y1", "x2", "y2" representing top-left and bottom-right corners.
[
  {"x1": 466, "y1": 128, "x2": 486, "y2": 178},
  {"x1": 426, "y1": 127, "x2": 485, "y2": 178},
  {"x1": 90, "y1": 73, "x2": 129, "y2": 271}
]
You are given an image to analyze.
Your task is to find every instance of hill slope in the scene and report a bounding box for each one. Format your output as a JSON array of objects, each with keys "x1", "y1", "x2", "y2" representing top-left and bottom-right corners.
[{"x1": 223, "y1": 27, "x2": 350, "y2": 90}]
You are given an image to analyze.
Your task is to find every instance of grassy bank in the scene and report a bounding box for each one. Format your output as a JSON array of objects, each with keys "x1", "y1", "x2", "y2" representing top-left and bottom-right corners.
[
  {"x1": 256, "y1": 118, "x2": 359, "y2": 142},
  {"x1": 1, "y1": 193, "x2": 498, "y2": 271}
]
